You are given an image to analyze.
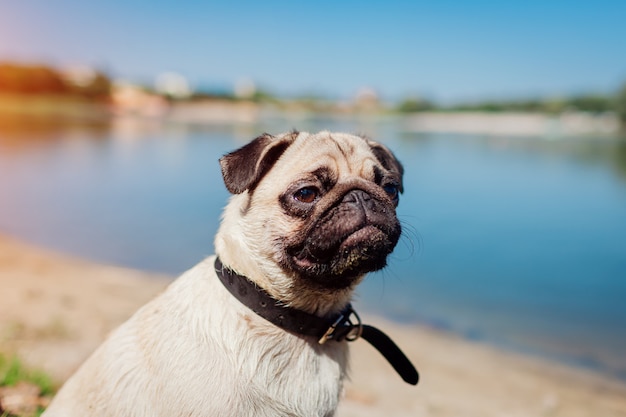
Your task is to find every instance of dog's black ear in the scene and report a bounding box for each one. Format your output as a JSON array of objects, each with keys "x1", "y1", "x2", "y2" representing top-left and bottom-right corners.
[
  {"x1": 368, "y1": 141, "x2": 404, "y2": 193},
  {"x1": 220, "y1": 132, "x2": 298, "y2": 194}
]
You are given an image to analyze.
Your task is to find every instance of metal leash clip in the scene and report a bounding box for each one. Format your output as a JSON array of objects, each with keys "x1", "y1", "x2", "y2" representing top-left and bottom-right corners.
[{"x1": 318, "y1": 305, "x2": 363, "y2": 344}]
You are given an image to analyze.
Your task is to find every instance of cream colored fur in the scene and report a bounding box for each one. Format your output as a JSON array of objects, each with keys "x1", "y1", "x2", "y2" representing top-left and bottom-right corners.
[{"x1": 44, "y1": 131, "x2": 398, "y2": 417}]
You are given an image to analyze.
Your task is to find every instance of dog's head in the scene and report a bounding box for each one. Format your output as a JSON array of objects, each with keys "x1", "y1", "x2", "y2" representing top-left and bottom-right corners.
[{"x1": 216, "y1": 131, "x2": 403, "y2": 312}]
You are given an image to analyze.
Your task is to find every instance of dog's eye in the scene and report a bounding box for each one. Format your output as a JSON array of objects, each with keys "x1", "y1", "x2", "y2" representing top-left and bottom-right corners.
[
  {"x1": 383, "y1": 183, "x2": 399, "y2": 200},
  {"x1": 294, "y1": 187, "x2": 318, "y2": 204}
]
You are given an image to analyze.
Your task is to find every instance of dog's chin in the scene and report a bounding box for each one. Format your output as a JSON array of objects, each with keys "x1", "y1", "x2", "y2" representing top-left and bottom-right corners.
[{"x1": 283, "y1": 225, "x2": 398, "y2": 290}]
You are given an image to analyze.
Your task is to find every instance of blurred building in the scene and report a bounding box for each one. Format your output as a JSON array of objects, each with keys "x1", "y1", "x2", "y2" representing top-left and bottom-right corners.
[
  {"x1": 111, "y1": 80, "x2": 169, "y2": 117},
  {"x1": 154, "y1": 72, "x2": 192, "y2": 99}
]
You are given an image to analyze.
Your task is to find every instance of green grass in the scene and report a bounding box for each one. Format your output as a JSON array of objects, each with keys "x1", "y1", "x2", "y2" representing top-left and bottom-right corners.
[
  {"x1": 0, "y1": 354, "x2": 53, "y2": 396},
  {"x1": 0, "y1": 353, "x2": 54, "y2": 417}
]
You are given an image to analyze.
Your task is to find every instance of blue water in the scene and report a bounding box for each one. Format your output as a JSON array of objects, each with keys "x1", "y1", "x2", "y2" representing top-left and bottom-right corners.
[{"x1": 1, "y1": 118, "x2": 625, "y2": 379}]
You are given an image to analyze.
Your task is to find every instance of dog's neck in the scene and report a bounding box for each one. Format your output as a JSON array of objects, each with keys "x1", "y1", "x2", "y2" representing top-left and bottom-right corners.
[
  {"x1": 214, "y1": 256, "x2": 358, "y2": 340},
  {"x1": 215, "y1": 247, "x2": 356, "y2": 316},
  {"x1": 214, "y1": 256, "x2": 420, "y2": 386},
  {"x1": 215, "y1": 194, "x2": 357, "y2": 316}
]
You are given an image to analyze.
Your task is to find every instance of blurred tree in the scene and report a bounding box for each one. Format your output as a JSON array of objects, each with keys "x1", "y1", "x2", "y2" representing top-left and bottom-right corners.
[
  {"x1": 0, "y1": 64, "x2": 21, "y2": 91},
  {"x1": 397, "y1": 97, "x2": 435, "y2": 113},
  {"x1": 567, "y1": 95, "x2": 613, "y2": 113},
  {"x1": 250, "y1": 88, "x2": 278, "y2": 103},
  {"x1": 446, "y1": 95, "x2": 613, "y2": 114},
  {"x1": 542, "y1": 98, "x2": 567, "y2": 114},
  {"x1": 616, "y1": 82, "x2": 626, "y2": 130},
  {"x1": 29, "y1": 66, "x2": 67, "y2": 94},
  {"x1": 0, "y1": 63, "x2": 111, "y2": 99},
  {"x1": 0, "y1": 64, "x2": 67, "y2": 94},
  {"x1": 75, "y1": 71, "x2": 112, "y2": 99}
]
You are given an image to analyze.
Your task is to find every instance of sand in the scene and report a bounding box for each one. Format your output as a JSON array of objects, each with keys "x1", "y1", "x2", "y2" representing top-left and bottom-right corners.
[{"x1": 1, "y1": 234, "x2": 625, "y2": 417}]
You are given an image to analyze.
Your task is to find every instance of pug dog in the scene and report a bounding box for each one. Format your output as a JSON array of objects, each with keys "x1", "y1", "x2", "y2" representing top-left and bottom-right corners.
[{"x1": 44, "y1": 131, "x2": 407, "y2": 417}]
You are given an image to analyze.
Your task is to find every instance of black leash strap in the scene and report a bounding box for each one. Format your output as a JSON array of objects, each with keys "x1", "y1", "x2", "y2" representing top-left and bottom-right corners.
[
  {"x1": 361, "y1": 325, "x2": 419, "y2": 385},
  {"x1": 215, "y1": 257, "x2": 419, "y2": 385}
]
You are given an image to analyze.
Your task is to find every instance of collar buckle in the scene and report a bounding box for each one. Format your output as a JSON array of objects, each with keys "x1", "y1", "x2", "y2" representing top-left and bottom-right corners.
[{"x1": 318, "y1": 306, "x2": 363, "y2": 344}]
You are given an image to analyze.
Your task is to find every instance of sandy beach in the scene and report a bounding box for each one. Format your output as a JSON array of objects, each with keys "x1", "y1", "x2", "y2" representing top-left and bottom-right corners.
[{"x1": 1, "y1": 233, "x2": 625, "y2": 417}]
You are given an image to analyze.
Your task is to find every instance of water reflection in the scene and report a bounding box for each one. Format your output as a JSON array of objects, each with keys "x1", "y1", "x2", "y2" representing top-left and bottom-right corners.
[
  {"x1": 398, "y1": 130, "x2": 626, "y2": 184},
  {"x1": 3, "y1": 114, "x2": 625, "y2": 183},
  {"x1": 0, "y1": 115, "x2": 110, "y2": 149}
]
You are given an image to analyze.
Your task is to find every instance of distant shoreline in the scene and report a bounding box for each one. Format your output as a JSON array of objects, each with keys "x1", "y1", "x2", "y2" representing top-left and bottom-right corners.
[
  {"x1": 1, "y1": 94, "x2": 622, "y2": 138},
  {"x1": 400, "y1": 111, "x2": 621, "y2": 137}
]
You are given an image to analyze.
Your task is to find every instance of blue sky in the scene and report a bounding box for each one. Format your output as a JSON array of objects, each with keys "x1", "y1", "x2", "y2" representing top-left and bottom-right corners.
[{"x1": 1, "y1": 0, "x2": 626, "y2": 103}]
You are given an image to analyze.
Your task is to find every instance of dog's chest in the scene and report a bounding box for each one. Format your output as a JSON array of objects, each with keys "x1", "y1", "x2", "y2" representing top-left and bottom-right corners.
[
  {"x1": 219, "y1": 308, "x2": 349, "y2": 416},
  {"x1": 179, "y1": 262, "x2": 350, "y2": 416},
  {"x1": 261, "y1": 341, "x2": 346, "y2": 415}
]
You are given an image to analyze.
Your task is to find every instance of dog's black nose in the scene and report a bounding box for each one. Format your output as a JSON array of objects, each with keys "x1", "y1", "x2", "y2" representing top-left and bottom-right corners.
[{"x1": 342, "y1": 189, "x2": 375, "y2": 210}]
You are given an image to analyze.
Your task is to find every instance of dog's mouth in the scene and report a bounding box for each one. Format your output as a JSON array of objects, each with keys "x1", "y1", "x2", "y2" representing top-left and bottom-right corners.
[
  {"x1": 291, "y1": 225, "x2": 385, "y2": 266},
  {"x1": 280, "y1": 187, "x2": 401, "y2": 290},
  {"x1": 285, "y1": 222, "x2": 400, "y2": 289},
  {"x1": 292, "y1": 226, "x2": 372, "y2": 268}
]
